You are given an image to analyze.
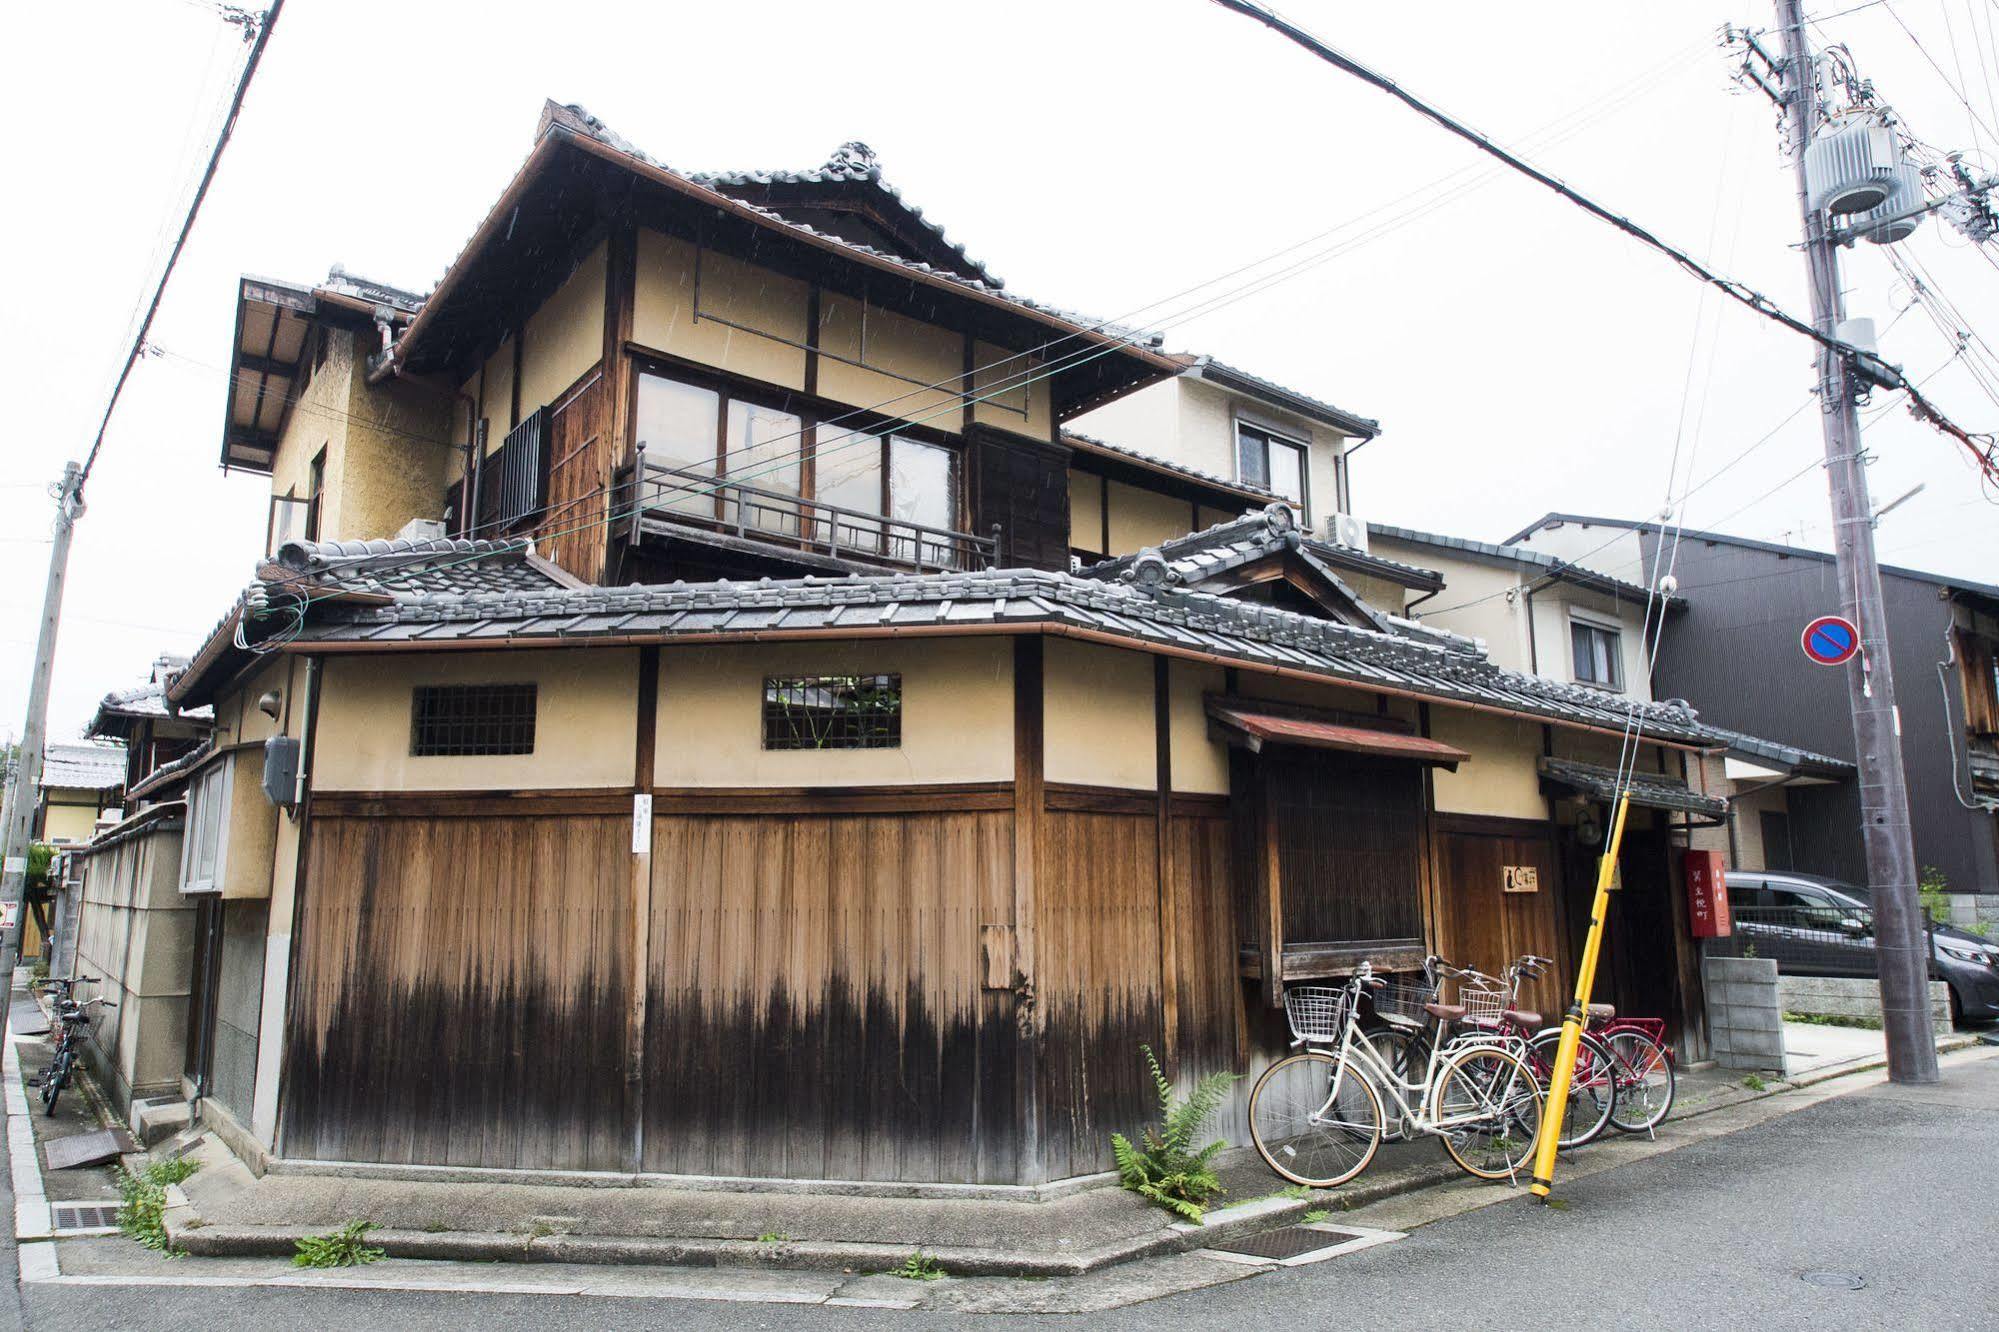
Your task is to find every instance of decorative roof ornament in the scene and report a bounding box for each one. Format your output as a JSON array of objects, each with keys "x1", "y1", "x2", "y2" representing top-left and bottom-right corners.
[
  {"x1": 1123, "y1": 548, "x2": 1177, "y2": 591},
  {"x1": 823, "y1": 140, "x2": 880, "y2": 179},
  {"x1": 1260, "y1": 500, "x2": 1297, "y2": 533}
]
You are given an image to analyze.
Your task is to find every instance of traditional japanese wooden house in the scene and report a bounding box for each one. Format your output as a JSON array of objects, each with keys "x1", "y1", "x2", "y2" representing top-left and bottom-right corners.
[{"x1": 163, "y1": 103, "x2": 1742, "y2": 1187}]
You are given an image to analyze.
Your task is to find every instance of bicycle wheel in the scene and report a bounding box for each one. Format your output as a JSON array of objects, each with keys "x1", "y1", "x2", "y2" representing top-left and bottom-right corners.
[
  {"x1": 1524, "y1": 1028, "x2": 1617, "y2": 1149},
  {"x1": 1248, "y1": 1050, "x2": 1385, "y2": 1188},
  {"x1": 1359, "y1": 1024, "x2": 1430, "y2": 1141},
  {"x1": 1431, "y1": 1045, "x2": 1543, "y2": 1182},
  {"x1": 1604, "y1": 1029, "x2": 1675, "y2": 1134},
  {"x1": 41, "y1": 1049, "x2": 69, "y2": 1115}
]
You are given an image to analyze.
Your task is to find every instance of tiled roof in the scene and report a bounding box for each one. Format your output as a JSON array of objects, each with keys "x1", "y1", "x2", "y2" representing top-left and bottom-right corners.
[
  {"x1": 1539, "y1": 757, "x2": 1728, "y2": 818},
  {"x1": 1369, "y1": 522, "x2": 1679, "y2": 607},
  {"x1": 264, "y1": 537, "x2": 576, "y2": 602},
  {"x1": 125, "y1": 738, "x2": 214, "y2": 804},
  {"x1": 690, "y1": 140, "x2": 999, "y2": 288},
  {"x1": 267, "y1": 561, "x2": 1721, "y2": 746},
  {"x1": 89, "y1": 658, "x2": 212, "y2": 737},
  {"x1": 41, "y1": 741, "x2": 126, "y2": 791},
  {"x1": 1704, "y1": 725, "x2": 1854, "y2": 777},
  {"x1": 1185, "y1": 356, "x2": 1380, "y2": 439}
]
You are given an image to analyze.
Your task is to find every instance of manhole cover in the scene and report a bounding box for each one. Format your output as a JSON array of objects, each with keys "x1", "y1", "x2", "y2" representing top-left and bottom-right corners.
[
  {"x1": 50, "y1": 1202, "x2": 122, "y2": 1232},
  {"x1": 1800, "y1": 1271, "x2": 1867, "y2": 1291},
  {"x1": 1209, "y1": 1226, "x2": 1368, "y2": 1261}
]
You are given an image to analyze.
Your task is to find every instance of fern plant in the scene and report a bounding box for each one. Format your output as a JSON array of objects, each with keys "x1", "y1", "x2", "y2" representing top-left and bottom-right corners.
[{"x1": 1110, "y1": 1045, "x2": 1240, "y2": 1223}]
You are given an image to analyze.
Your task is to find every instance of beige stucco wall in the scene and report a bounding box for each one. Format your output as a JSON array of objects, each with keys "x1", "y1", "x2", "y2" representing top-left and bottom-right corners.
[
  {"x1": 819, "y1": 295, "x2": 962, "y2": 426},
  {"x1": 634, "y1": 230, "x2": 809, "y2": 391},
  {"x1": 1529, "y1": 585, "x2": 1656, "y2": 703},
  {"x1": 1106, "y1": 480, "x2": 1196, "y2": 555},
  {"x1": 266, "y1": 328, "x2": 351, "y2": 539},
  {"x1": 74, "y1": 821, "x2": 192, "y2": 1107},
  {"x1": 518, "y1": 240, "x2": 606, "y2": 414},
  {"x1": 41, "y1": 797, "x2": 101, "y2": 844},
  {"x1": 220, "y1": 746, "x2": 277, "y2": 900},
  {"x1": 1069, "y1": 470, "x2": 1105, "y2": 557},
  {"x1": 1429, "y1": 708, "x2": 1549, "y2": 820},
  {"x1": 1169, "y1": 660, "x2": 1229, "y2": 795},
  {"x1": 1343, "y1": 571, "x2": 1410, "y2": 615},
  {"x1": 971, "y1": 340, "x2": 1052, "y2": 441},
  {"x1": 1044, "y1": 639, "x2": 1156, "y2": 790},
  {"x1": 315, "y1": 648, "x2": 640, "y2": 791},
  {"x1": 1510, "y1": 518, "x2": 1650, "y2": 587},
  {"x1": 1371, "y1": 542, "x2": 1533, "y2": 672},
  {"x1": 1233, "y1": 671, "x2": 1417, "y2": 725},
  {"x1": 479, "y1": 336, "x2": 517, "y2": 445},
  {"x1": 1727, "y1": 782, "x2": 1793, "y2": 872},
  {"x1": 337, "y1": 372, "x2": 454, "y2": 541},
  {"x1": 655, "y1": 637, "x2": 1012, "y2": 787}
]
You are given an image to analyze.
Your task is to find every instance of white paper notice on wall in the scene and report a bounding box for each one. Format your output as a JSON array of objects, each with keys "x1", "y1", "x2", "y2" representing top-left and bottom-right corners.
[
  {"x1": 632, "y1": 793, "x2": 653, "y2": 854},
  {"x1": 2, "y1": 857, "x2": 23, "y2": 875}
]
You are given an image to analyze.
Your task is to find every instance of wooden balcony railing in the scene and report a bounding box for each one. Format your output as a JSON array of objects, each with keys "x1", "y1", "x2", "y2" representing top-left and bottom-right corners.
[{"x1": 632, "y1": 454, "x2": 999, "y2": 573}]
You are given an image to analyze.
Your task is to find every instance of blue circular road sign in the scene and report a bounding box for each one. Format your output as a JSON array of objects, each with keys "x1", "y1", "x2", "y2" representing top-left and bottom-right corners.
[{"x1": 1801, "y1": 615, "x2": 1860, "y2": 666}]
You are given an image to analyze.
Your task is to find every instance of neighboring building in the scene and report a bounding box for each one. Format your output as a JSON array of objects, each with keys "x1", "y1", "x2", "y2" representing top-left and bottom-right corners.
[
  {"x1": 156, "y1": 102, "x2": 1750, "y2": 1187},
  {"x1": 58, "y1": 663, "x2": 213, "y2": 1122},
  {"x1": 1509, "y1": 513, "x2": 1999, "y2": 918},
  {"x1": 34, "y1": 740, "x2": 125, "y2": 845}
]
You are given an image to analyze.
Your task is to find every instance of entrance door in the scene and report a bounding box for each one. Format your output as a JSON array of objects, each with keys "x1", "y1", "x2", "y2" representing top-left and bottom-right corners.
[{"x1": 1431, "y1": 818, "x2": 1567, "y2": 1019}]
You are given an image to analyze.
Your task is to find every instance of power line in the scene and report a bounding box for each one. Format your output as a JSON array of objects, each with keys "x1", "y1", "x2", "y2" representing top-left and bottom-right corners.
[
  {"x1": 1211, "y1": 0, "x2": 1998, "y2": 486},
  {"x1": 77, "y1": 0, "x2": 284, "y2": 497}
]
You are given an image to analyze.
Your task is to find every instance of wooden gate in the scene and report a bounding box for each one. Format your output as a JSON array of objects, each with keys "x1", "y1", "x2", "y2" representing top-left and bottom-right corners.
[{"x1": 1428, "y1": 815, "x2": 1568, "y2": 1018}]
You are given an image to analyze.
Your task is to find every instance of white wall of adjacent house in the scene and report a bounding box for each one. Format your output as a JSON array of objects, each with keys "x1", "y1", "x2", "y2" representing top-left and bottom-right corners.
[
  {"x1": 1510, "y1": 519, "x2": 1651, "y2": 588},
  {"x1": 1369, "y1": 542, "x2": 1535, "y2": 673},
  {"x1": 1070, "y1": 375, "x2": 1351, "y2": 533},
  {"x1": 1529, "y1": 587, "x2": 1657, "y2": 704}
]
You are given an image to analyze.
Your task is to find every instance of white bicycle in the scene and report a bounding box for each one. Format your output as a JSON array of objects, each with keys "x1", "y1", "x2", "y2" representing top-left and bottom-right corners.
[{"x1": 1248, "y1": 961, "x2": 1544, "y2": 1188}]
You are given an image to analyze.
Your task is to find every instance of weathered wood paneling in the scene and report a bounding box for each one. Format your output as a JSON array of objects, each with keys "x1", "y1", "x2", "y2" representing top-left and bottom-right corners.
[
  {"x1": 643, "y1": 810, "x2": 1018, "y2": 1184},
  {"x1": 1430, "y1": 818, "x2": 1568, "y2": 1017},
  {"x1": 539, "y1": 373, "x2": 608, "y2": 584},
  {"x1": 1032, "y1": 809, "x2": 1167, "y2": 1182},
  {"x1": 281, "y1": 815, "x2": 633, "y2": 1171}
]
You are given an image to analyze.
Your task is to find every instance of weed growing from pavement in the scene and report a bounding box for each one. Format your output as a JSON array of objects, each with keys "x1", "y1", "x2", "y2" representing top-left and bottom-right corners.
[
  {"x1": 891, "y1": 1251, "x2": 947, "y2": 1281},
  {"x1": 117, "y1": 1158, "x2": 201, "y2": 1256},
  {"x1": 1302, "y1": 1208, "x2": 1330, "y2": 1224},
  {"x1": 758, "y1": 1231, "x2": 790, "y2": 1244},
  {"x1": 1741, "y1": 1073, "x2": 1768, "y2": 1091},
  {"x1": 1784, "y1": 1011, "x2": 1883, "y2": 1030},
  {"x1": 294, "y1": 1220, "x2": 385, "y2": 1268},
  {"x1": 1109, "y1": 1045, "x2": 1239, "y2": 1223}
]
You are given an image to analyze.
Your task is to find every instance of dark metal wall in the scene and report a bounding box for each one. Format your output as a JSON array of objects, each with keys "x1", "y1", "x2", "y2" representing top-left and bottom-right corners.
[{"x1": 1640, "y1": 530, "x2": 1995, "y2": 891}]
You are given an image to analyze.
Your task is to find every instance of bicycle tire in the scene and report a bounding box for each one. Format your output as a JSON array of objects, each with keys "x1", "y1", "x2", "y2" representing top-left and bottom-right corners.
[
  {"x1": 1430, "y1": 1045, "x2": 1543, "y2": 1182},
  {"x1": 1524, "y1": 1027, "x2": 1618, "y2": 1149},
  {"x1": 41, "y1": 1049, "x2": 69, "y2": 1116},
  {"x1": 1248, "y1": 1050, "x2": 1385, "y2": 1188},
  {"x1": 1603, "y1": 1028, "x2": 1676, "y2": 1134}
]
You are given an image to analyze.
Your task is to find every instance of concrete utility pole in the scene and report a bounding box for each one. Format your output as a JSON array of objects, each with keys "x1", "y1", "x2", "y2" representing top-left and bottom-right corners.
[
  {"x1": 0, "y1": 461, "x2": 84, "y2": 980},
  {"x1": 1772, "y1": 0, "x2": 1938, "y2": 1084}
]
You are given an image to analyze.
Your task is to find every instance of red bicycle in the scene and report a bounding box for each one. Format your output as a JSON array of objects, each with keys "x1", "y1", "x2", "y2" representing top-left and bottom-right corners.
[{"x1": 1584, "y1": 1005, "x2": 1676, "y2": 1135}]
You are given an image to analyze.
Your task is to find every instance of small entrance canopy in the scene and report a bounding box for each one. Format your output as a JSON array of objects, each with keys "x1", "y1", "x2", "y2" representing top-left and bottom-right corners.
[
  {"x1": 1208, "y1": 703, "x2": 1468, "y2": 770},
  {"x1": 1538, "y1": 756, "x2": 1728, "y2": 820}
]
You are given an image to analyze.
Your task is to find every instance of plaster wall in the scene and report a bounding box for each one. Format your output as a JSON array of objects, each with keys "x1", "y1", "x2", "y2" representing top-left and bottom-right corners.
[{"x1": 655, "y1": 637, "x2": 1013, "y2": 787}]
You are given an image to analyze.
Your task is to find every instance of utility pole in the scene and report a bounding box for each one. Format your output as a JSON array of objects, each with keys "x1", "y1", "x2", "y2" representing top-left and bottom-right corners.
[
  {"x1": 1772, "y1": 0, "x2": 1937, "y2": 1084},
  {"x1": 0, "y1": 461, "x2": 85, "y2": 980}
]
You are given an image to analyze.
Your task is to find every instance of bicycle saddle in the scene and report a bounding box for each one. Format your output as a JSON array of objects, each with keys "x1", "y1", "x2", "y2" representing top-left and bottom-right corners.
[
  {"x1": 1502, "y1": 1008, "x2": 1542, "y2": 1028},
  {"x1": 1587, "y1": 1002, "x2": 1616, "y2": 1020},
  {"x1": 1424, "y1": 1001, "x2": 1467, "y2": 1020}
]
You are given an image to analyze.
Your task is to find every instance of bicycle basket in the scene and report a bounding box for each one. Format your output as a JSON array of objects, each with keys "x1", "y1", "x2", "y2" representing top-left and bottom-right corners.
[
  {"x1": 1283, "y1": 986, "x2": 1349, "y2": 1043},
  {"x1": 1457, "y1": 980, "x2": 1508, "y2": 1026},
  {"x1": 1367, "y1": 980, "x2": 1437, "y2": 1026}
]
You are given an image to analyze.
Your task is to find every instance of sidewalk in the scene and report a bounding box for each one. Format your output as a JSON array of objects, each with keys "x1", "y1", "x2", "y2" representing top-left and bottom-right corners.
[{"x1": 6, "y1": 962, "x2": 1983, "y2": 1303}]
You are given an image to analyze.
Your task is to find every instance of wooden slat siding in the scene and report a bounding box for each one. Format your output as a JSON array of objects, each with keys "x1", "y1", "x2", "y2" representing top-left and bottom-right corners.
[
  {"x1": 1032, "y1": 809, "x2": 1166, "y2": 1182},
  {"x1": 539, "y1": 373, "x2": 609, "y2": 584},
  {"x1": 282, "y1": 815, "x2": 633, "y2": 1171},
  {"x1": 1168, "y1": 806, "x2": 1257, "y2": 1147},
  {"x1": 970, "y1": 426, "x2": 1071, "y2": 570},
  {"x1": 642, "y1": 810, "x2": 1017, "y2": 1183},
  {"x1": 1267, "y1": 749, "x2": 1426, "y2": 950},
  {"x1": 627, "y1": 646, "x2": 658, "y2": 1171},
  {"x1": 1153, "y1": 657, "x2": 1179, "y2": 1061},
  {"x1": 1430, "y1": 816, "x2": 1567, "y2": 1018}
]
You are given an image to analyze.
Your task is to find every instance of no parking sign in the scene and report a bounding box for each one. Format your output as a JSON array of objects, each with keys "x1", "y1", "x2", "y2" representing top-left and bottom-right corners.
[{"x1": 1801, "y1": 615, "x2": 1860, "y2": 666}]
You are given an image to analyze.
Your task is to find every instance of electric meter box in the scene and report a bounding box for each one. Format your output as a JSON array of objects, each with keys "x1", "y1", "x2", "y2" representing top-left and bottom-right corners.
[{"x1": 262, "y1": 735, "x2": 301, "y2": 808}]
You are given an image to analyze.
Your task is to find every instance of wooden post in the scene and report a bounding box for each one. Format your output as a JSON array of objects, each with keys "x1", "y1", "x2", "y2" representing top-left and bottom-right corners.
[
  {"x1": 1012, "y1": 636, "x2": 1043, "y2": 1183},
  {"x1": 627, "y1": 645, "x2": 659, "y2": 1171},
  {"x1": 602, "y1": 224, "x2": 637, "y2": 578},
  {"x1": 1259, "y1": 760, "x2": 1284, "y2": 1011},
  {"x1": 1154, "y1": 656, "x2": 1179, "y2": 1059}
]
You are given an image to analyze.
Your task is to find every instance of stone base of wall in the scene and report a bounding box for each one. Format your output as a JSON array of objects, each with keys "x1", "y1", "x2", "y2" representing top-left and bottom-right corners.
[
  {"x1": 1778, "y1": 975, "x2": 1954, "y2": 1031},
  {"x1": 1948, "y1": 893, "x2": 1999, "y2": 932},
  {"x1": 1703, "y1": 954, "x2": 1785, "y2": 1072}
]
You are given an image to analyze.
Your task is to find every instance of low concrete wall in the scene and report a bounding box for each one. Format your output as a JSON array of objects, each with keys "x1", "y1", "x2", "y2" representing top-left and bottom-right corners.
[
  {"x1": 1777, "y1": 975, "x2": 1953, "y2": 1032},
  {"x1": 1703, "y1": 954, "x2": 1785, "y2": 1072},
  {"x1": 1947, "y1": 893, "x2": 1999, "y2": 932}
]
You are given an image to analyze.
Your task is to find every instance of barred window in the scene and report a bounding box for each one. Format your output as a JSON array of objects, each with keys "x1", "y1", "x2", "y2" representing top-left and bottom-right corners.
[
  {"x1": 762, "y1": 675, "x2": 902, "y2": 750},
  {"x1": 410, "y1": 684, "x2": 538, "y2": 756}
]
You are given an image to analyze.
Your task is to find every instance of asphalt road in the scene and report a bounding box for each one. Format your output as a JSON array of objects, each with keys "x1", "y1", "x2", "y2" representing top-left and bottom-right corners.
[{"x1": 12, "y1": 1058, "x2": 1997, "y2": 1330}]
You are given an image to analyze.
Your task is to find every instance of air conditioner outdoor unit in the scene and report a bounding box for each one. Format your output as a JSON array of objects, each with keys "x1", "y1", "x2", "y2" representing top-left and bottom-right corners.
[{"x1": 1324, "y1": 512, "x2": 1369, "y2": 553}]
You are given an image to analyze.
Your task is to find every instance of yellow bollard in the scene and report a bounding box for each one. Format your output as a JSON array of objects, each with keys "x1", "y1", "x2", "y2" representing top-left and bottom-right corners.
[{"x1": 1530, "y1": 791, "x2": 1631, "y2": 1200}]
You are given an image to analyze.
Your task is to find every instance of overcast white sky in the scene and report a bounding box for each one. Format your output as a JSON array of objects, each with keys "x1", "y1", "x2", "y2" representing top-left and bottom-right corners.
[{"x1": 2, "y1": 0, "x2": 1996, "y2": 745}]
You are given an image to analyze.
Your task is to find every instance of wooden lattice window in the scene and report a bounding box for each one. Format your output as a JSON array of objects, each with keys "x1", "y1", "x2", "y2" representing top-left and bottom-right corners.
[
  {"x1": 762, "y1": 674, "x2": 902, "y2": 750},
  {"x1": 409, "y1": 684, "x2": 537, "y2": 757}
]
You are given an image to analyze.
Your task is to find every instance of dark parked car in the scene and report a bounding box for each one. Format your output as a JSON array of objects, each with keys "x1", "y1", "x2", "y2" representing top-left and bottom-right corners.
[{"x1": 1726, "y1": 870, "x2": 1999, "y2": 1023}]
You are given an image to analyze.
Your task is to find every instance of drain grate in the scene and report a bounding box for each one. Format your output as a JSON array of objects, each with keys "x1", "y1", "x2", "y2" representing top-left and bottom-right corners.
[
  {"x1": 1210, "y1": 1226, "x2": 1370, "y2": 1261},
  {"x1": 50, "y1": 1202, "x2": 122, "y2": 1232}
]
